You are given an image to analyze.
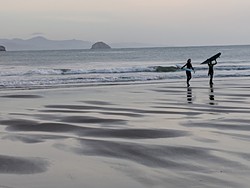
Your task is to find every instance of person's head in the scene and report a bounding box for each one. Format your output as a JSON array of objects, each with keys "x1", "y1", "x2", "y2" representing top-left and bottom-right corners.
[{"x1": 187, "y1": 59, "x2": 191, "y2": 64}]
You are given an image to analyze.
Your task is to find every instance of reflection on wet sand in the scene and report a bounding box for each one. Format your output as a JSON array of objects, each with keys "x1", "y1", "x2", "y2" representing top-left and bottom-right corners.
[
  {"x1": 0, "y1": 154, "x2": 49, "y2": 174},
  {"x1": 187, "y1": 87, "x2": 192, "y2": 104},
  {"x1": 209, "y1": 86, "x2": 216, "y2": 105},
  {"x1": 0, "y1": 81, "x2": 250, "y2": 188}
]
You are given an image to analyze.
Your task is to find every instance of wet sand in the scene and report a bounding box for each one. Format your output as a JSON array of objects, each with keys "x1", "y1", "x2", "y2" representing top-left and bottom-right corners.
[{"x1": 0, "y1": 78, "x2": 250, "y2": 188}]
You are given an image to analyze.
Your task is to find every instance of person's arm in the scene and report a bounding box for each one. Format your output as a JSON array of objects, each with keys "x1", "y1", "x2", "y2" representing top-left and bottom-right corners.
[
  {"x1": 181, "y1": 63, "x2": 187, "y2": 69},
  {"x1": 192, "y1": 66, "x2": 195, "y2": 73},
  {"x1": 213, "y1": 60, "x2": 217, "y2": 65}
]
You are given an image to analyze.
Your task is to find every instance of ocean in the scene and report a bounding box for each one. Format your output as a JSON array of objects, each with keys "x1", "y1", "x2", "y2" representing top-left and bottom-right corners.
[{"x1": 0, "y1": 45, "x2": 250, "y2": 90}]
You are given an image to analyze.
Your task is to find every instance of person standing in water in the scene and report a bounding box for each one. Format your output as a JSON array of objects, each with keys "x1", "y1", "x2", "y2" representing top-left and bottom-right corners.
[
  {"x1": 208, "y1": 61, "x2": 217, "y2": 86},
  {"x1": 181, "y1": 59, "x2": 195, "y2": 87}
]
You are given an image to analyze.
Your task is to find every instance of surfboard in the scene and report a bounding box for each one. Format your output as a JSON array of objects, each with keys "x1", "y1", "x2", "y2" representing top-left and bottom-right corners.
[
  {"x1": 201, "y1": 52, "x2": 221, "y2": 64},
  {"x1": 176, "y1": 65, "x2": 194, "y2": 72}
]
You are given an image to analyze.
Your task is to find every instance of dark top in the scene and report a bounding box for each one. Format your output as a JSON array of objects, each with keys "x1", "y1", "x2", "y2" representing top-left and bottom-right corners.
[
  {"x1": 182, "y1": 62, "x2": 194, "y2": 70},
  {"x1": 208, "y1": 62, "x2": 217, "y2": 75}
]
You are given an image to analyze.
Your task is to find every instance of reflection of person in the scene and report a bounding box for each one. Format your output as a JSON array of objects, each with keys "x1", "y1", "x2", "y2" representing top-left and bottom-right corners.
[
  {"x1": 208, "y1": 61, "x2": 217, "y2": 86},
  {"x1": 209, "y1": 85, "x2": 215, "y2": 105},
  {"x1": 187, "y1": 87, "x2": 192, "y2": 104},
  {"x1": 181, "y1": 59, "x2": 195, "y2": 87}
]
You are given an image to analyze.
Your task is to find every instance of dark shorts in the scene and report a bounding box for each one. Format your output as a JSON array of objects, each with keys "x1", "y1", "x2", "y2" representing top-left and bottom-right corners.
[
  {"x1": 186, "y1": 71, "x2": 191, "y2": 77},
  {"x1": 208, "y1": 70, "x2": 214, "y2": 76}
]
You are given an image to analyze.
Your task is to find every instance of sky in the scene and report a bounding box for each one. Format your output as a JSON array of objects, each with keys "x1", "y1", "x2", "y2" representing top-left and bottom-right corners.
[{"x1": 0, "y1": 0, "x2": 250, "y2": 46}]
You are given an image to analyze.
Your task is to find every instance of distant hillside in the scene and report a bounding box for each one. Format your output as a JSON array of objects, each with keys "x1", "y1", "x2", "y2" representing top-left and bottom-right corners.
[
  {"x1": 0, "y1": 36, "x2": 164, "y2": 51},
  {"x1": 0, "y1": 36, "x2": 92, "y2": 51}
]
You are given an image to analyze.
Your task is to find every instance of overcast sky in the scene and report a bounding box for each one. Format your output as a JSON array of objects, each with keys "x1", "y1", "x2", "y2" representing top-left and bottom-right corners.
[{"x1": 0, "y1": 0, "x2": 249, "y2": 46}]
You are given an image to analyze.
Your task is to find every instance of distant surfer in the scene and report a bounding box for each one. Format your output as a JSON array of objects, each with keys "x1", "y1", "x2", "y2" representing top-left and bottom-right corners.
[
  {"x1": 181, "y1": 59, "x2": 195, "y2": 87},
  {"x1": 208, "y1": 61, "x2": 217, "y2": 86}
]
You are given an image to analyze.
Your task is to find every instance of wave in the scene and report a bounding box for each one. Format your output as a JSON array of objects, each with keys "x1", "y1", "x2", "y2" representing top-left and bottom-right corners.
[
  {"x1": 1, "y1": 64, "x2": 250, "y2": 90},
  {"x1": 0, "y1": 66, "x2": 176, "y2": 77},
  {"x1": 1, "y1": 64, "x2": 250, "y2": 77}
]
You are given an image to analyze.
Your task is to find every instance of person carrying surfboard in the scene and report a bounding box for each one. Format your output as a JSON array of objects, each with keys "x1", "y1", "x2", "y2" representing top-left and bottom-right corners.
[
  {"x1": 208, "y1": 60, "x2": 217, "y2": 86},
  {"x1": 181, "y1": 59, "x2": 195, "y2": 87},
  {"x1": 201, "y1": 52, "x2": 221, "y2": 86}
]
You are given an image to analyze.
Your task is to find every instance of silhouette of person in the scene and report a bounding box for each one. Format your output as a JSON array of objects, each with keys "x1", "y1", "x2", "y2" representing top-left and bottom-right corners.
[
  {"x1": 208, "y1": 61, "x2": 217, "y2": 86},
  {"x1": 181, "y1": 59, "x2": 195, "y2": 87}
]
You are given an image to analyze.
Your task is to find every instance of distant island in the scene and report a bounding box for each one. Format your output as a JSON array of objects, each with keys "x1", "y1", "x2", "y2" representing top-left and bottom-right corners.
[
  {"x1": 91, "y1": 42, "x2": 111, "y2": 50},
  {"x1": 0, "y1": 45, "x2": 6, "y2": 51}
]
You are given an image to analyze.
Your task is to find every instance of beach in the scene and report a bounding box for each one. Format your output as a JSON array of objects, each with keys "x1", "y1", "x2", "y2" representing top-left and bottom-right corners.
[{"x1": 0, "y1": 78, "x2": 250, "y2": 188}]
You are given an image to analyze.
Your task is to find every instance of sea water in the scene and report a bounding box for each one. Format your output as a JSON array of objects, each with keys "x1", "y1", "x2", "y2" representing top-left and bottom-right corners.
[{"x1": 0, "y1": 45, "x2": 250, "y2": 90}]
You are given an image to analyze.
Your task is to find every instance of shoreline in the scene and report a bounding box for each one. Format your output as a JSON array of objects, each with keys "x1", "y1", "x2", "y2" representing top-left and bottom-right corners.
[{"x1": 0, "y1": 76, "x2": 249, "y2": 92}]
